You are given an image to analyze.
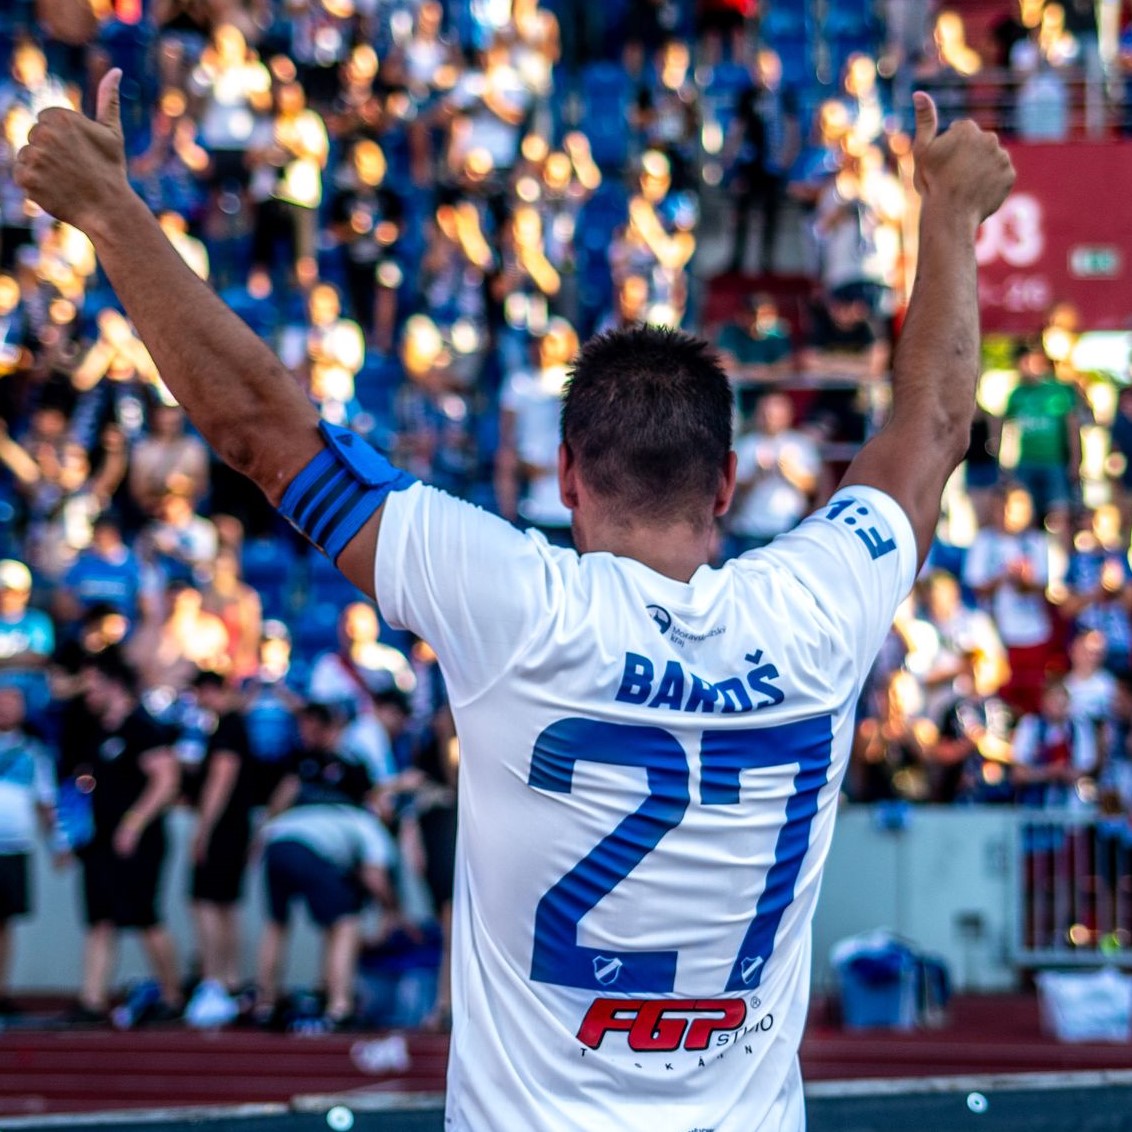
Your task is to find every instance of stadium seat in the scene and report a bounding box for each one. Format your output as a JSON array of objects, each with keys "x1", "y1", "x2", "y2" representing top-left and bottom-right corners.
[
  {"x1": 306, "y1": 549, "x2": 369, "y2": 607},
  {"x1": 760, "y1": 0, "x2": 810, "y2": 41},
  {"x1": 579, "y1": 62, "x2": 631, "y2": 171},
  {"x1": 241, "y1": 538, "x2": 296, "y2": 620},
  {"x1": 292, "y1": 600, "x2": 343, "y2": 661}
]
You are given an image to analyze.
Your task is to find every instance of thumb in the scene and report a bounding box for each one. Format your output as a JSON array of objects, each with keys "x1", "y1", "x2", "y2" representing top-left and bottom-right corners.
[
  {"x1": 96, "y1": 68, "x2": 123, "y2": 134},
  {"x1": 912, "y1": 90, "x2": 938, "y2": 150}
]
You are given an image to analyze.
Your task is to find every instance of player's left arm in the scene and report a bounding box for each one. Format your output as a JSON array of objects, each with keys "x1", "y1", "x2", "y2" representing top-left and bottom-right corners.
[{"x1": 14, "y1": 71, "x2": 385, "y2": 598}]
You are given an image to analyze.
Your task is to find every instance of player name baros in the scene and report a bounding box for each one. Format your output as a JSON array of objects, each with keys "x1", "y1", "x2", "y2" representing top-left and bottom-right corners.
[{"x1": 614, "y1": 650, "x2": 785, "y2": 714}]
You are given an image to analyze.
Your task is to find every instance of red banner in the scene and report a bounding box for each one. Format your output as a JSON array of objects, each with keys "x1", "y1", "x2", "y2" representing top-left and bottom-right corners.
[{"x1": 976, "y1": 143, "x2": 1132, "y2": 333}]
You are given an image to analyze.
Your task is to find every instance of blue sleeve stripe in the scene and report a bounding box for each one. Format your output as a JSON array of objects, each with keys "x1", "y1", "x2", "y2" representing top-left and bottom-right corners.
[
  {"x1": 310, "y1": 482, "x2": 367, "y2": 548},
  {"x1": 297, "y1": 474, "x2": 349, "y2": 536},
  {"x1": 277, "y1": 422, "x2": 418, "y2": 566},
  {"x1": 322, "y1": 492, "x2": 385, "y2": 561},
  {"x1": 288, "y1": 459, "x2": 339, "y2": 523}
]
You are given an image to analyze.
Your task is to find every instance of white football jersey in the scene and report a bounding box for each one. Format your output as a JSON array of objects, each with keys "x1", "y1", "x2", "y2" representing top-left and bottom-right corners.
[{"x1": 375, "y1": 482, "x2": 916, "y2": 1132}]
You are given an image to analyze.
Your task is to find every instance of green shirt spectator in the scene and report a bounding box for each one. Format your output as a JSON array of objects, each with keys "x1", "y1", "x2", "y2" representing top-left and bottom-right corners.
[{"x1": 1004, "y1": 378, "x2": 1078, "y2": 466}]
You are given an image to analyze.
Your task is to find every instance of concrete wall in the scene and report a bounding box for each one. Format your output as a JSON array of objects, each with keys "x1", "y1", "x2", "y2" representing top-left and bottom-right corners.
[
  {"x1": 812, "y1": 806, "x2": 1021, "y2": 994},
  {"x1": 9, "y1": 806, "x2": 1022, "y2": 994}
]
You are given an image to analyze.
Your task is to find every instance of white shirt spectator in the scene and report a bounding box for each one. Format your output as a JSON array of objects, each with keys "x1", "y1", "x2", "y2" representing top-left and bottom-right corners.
[{"x1": 963, "y1": 528, "x2": 1052, "y2": 647}]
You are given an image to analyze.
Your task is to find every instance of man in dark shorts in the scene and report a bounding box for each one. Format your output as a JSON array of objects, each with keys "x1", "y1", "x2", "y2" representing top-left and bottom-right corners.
[
  {"x1": 65, "y1": 651, "x2": 181, "y2": 1023},
  {"x1": 183, "y1": 670, "x2": 254, "y2": 1028}
]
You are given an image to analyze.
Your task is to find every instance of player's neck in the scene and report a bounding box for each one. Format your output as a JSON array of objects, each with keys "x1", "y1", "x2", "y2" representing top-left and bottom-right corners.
[{"x1": 578, "y1": 518, "x2": 715, "y2": 583}]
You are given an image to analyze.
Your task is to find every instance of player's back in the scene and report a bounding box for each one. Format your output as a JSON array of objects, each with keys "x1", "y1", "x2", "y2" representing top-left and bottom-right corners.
[{"x1": 375, "y1": 481, "x2": 915, "y2": 1132}]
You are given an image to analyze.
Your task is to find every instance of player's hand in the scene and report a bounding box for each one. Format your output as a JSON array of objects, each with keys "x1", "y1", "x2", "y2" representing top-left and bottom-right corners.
[
  {"x1": 911, "y1": 92, "x2": 1015, "y2": 226},
  {"x1": 14, "y1": 69, "x2": 128, "y2": 234}
]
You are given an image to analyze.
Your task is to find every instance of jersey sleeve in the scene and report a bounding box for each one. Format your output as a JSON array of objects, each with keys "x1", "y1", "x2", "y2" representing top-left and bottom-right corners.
[
  {"x1": 374, "y1": 483, "x2": 553, "y2": 704},
  {"x1": 757, "y1": 485, "x2": 918, "y2": 678}
]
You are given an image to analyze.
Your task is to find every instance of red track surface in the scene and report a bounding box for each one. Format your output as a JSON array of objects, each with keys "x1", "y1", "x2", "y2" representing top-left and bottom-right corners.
[{"x1": 1, "y1": 996, "x2": 1130, "y2": 1117}]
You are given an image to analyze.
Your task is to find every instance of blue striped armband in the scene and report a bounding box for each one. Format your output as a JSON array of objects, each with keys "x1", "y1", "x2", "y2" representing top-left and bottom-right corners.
[{"x1": 278, "y1": 422, "x2": 417, "y2": 564}]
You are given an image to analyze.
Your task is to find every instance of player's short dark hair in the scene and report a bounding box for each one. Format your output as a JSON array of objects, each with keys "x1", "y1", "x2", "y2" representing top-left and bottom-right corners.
[{"x1": 561, "y1": 326, "x2": 733, "y2": 525}]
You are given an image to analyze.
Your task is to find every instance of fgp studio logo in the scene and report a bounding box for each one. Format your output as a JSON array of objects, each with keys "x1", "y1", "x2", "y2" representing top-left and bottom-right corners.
[{"x1": 647, "y1": 605, "x2": 672, "y2": 636}]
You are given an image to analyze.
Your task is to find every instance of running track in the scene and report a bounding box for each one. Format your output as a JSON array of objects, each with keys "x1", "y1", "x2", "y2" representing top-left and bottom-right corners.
[{"x1": 1, "y1": 996, "x2": 1131, "y2": 1117}]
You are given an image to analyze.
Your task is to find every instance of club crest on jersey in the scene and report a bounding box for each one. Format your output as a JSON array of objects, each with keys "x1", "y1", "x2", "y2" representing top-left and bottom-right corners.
[
  {"x1": 739, "y1": 957, "x2": 764, "y2": 985},
  {"x1": 593, "y1": 956, "x2": 623, "y2": 986},
  {"x1": 646, "y1": 605, "x2": 673, "y2": 636}
]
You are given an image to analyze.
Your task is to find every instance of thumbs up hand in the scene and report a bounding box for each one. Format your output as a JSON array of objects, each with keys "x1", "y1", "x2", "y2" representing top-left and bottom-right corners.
[
  {"x1": 910, "y1": 91, "x2": 1015, "y2": 226},
  {"x1": 14, "y1": 68, "x2": 129, "y2": 233}
]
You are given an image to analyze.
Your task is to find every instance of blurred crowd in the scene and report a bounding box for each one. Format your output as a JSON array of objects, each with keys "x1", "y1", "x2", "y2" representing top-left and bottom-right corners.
[{"x1": 0, "y1": 0, "x2": 1131, "y2": 1028}]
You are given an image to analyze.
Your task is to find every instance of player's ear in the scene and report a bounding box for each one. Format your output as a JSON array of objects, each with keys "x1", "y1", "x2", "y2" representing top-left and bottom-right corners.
[
  {"x1": 714, "y1": 450, "x2": 738, "y2": 518},
  {"x1": 558, "y1": 442, "x2": 579, "y2": 511}
]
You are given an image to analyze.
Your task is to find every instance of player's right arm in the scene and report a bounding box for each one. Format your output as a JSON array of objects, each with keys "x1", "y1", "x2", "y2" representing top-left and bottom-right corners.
[
  {"x1": 14, "y1": 71, "x2": 381, "y2": 597},
  {"x1": 840, "y1": 94, "x2": 1016, "y2": 568}
]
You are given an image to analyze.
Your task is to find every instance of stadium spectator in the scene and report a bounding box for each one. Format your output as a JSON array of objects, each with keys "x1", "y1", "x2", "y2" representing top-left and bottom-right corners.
[
  {"x1": 726, "y1": 391, "x2": 820, "y2": 555},
  {"x1": 291, "y1": 282, "x2": 365, "y2": 426},
  {"x1": 714, "y1": 292, "x2": 794, "y2": 414},
  {"x1": 916, "y1": 568, "x2": 1006, "y2": 724},
  {"x1": 800, "y1": 291, "x2": 888, "y2": 381},
  {"x1": 1107, "y1": 385, "x2": 1132, "y2": 535},
  {"x1": 0, "y1": 40, "x2": 74, "y2": 122},
  {"x1": 143, "y1": 488, "x2": 218, "y2": 585},
  {"x1": 997, "y1": 337, "x2": 1081, "y2": 529},
  {"x1": 241, "y1": 621, "x2": 302, "y2": 805},
  {"x1": 1054, "y1": 504, "x2": 1132, "y2": 671},
  {"x1": 495, "y1": 316, "x2": 578, "y2": 543},
  {"x1": 128, "y1": 402, "x2": 209, "y2": 517},
  {"x1": 309, "y1": 602, "x2": 414, "y2": 781},
  {"x1": 200, "y1": 547, "x2": 262, "y2": 680},
  {"x1": 1012, "y1": 677, "x2": 1097, "y2": 807},
  {"x1": 55, "y1": 514, "x2": 142, "y2": 625},
  {"x1": 62, "y1": 652, "x2": 181, "y2": 1024},
  {"x1": 1063, "y1": 628, "x2": 1117, "y2": 739},
  {"x1": 131, "y1": 582, "x2": 229, "y2": 692},
  {"x1": 931, "y1": 648, "x2": 1015, "y2": 803},
  {"x1": 0, "y1": 558, "x2": 53, "y2": 725},
  {"x1": 393, "y1": 314, "x2": 478, "y2": 495},
  {"x1": 249, "y1": 81, "x2": 329, "y2": 287},
  {"x1": 129, "y1": 87, "x2": 211, "y2": 219},
  {"x1": 850, "y1": 669, "x2": 933, "y2": 803},
  {"x1": 183, "y1": 670, "x2": 254, "y2": 1028},
  {"x1": 256, "y1": 795, "x2": 397, "y2": 1031},
  {"x1": 328, "y1": 138, "x2": 404, "y2": 346},
  {"x1": 914, "y1": 10, "x2": 981, "y2": 130},
  {"x1": 189, "y1": 23, "x2": 272, "y2": 194},
  {"x1": 0, "y1": 684, "x2": 55, "y2": 1015},
  {"x1": 727, "y1": 47, "x2": 799, "y2": 275},
  {"x1": 812, "y1": 142, "x2": 904, "y2": 316},
  {"x1": 964, "y1": 485, "x2": 1056, "y2": 716}
]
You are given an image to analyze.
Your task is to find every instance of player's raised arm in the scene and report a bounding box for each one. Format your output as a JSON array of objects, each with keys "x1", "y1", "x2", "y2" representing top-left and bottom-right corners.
[
  {"x1": 14, "y1": 71, "x2": 388, "y2": 597},
  {"x1": 840, "y1": 93, "x2": 1015, "y2": 566}
]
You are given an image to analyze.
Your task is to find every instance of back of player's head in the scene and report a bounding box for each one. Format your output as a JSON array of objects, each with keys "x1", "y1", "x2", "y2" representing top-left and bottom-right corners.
[{"x1": 561, "y1": 326, "x2": 733, "y2": 526}]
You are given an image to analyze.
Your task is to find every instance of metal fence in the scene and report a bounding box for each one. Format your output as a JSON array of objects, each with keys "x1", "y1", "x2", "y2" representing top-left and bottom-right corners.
[{"x1": 1012, "y1": 810, "x2": 1132, "y2": 968}]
